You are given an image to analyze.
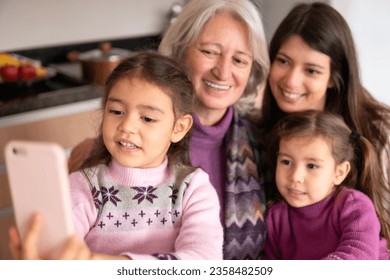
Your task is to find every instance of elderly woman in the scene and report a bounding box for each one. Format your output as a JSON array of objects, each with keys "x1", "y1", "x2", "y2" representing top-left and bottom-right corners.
[{"x1": 159, "y1": 0, "x2": 269, "y2": 259}]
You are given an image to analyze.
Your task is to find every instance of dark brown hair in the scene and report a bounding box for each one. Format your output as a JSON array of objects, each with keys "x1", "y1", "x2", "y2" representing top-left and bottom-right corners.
[
  {"x1": 269, "y1": 110, "x2": 389, "y2": 245},
  {"x1": 260, "y1": 2, "x2": 390, "y2": 247},
  {"x1": 81, "y1": 52, "x2": 196, "y2": 183},
  {"x1": 261, "y1": 2, "x2": 390, "y2": 147}
]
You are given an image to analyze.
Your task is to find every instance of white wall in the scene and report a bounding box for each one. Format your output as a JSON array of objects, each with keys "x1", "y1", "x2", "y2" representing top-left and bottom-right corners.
[
  {"x1": 260, "y1": 0, "x2": 324, "y2": 42},
  {"x1": 0, "y1": 0, "x2": 180, "y2": 51},
  {"x1": 329, "y1": 0, "x2": 390, "y2": 105},
  {"x1": 261, "y1": 0, "x2": 389, "y2": 105}
]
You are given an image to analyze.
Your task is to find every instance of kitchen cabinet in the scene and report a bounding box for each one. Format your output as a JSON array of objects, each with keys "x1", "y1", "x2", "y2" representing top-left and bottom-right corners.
[{"x1": 0, "y1": 107, "x2": 101, "y2": 259}]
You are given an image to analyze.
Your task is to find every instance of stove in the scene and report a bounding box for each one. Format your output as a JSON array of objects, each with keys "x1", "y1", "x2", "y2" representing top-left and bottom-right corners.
[
  {"x1": 0, "y1": 63, "x2": 102, "y2": 117},
  {"x1": 0, "y1": 35, "x2": 160, "y2": 118}
]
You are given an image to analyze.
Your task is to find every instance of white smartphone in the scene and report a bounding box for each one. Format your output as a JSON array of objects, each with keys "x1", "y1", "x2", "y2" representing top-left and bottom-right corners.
[{"x1": 5, "y1": 140, "x2": 74, "y2": 259}]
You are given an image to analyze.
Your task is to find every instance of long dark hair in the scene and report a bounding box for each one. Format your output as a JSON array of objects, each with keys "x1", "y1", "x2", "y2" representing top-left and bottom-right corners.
[
  {"x1": 269, "y1": 110, "x2": 389, "y2": 244},
  {"x1": 261, "y1": 2, "x2": 390, "y2": 145},
  {"x1": 260, "y1": 2, "x2": 390, "y2": 247},
  {"x1": 81, "y1": 52, "x2": 196, "y2": 183}
]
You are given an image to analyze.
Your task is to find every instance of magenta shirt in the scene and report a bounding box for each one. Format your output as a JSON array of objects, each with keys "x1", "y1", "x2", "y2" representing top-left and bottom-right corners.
[
  {"x1": 189, "y1": 107, "x2": 233, "y2": 210},
  {"x1": 264, "y1": 187, "x2": 389, "y2": 260}
]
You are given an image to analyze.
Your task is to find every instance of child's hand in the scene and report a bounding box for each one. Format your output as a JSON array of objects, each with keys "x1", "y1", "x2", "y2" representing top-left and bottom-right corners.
[
  {"x1": 9, "y1": 212, "x2": 127, "y2": 260},
  {"x1": 8, "y1": 212, "x2": 43, "y2": 259},
  {"x1": 8, "y1": 212, "x2": 92, "y2": 260}
]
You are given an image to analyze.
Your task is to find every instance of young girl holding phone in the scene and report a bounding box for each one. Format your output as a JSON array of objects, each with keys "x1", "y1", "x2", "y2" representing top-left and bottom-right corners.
[{"x1": 9, "y1": 52, "x2": 223, "y2": 260}]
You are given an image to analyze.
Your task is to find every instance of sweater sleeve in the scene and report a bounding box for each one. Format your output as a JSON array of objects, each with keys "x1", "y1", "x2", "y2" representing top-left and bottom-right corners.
[
  {"x1": 127, "y1": 168, "x2": 223, "y2": 260},
  {"x1": 69, "y1": 171, "x2": 98, "y2": 239},
  {"x1": 174, "y1": 169, "x2": 224, "y2": 259},
  {"x1": 323, "y1": 189, "x2": 383, "y2": 260}
]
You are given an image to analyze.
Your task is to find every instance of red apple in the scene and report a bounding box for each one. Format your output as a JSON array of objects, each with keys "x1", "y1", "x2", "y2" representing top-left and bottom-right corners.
[
  {"x1": 18, "y1": 64, "x2": 37, "y2": 80},
  {"x1": 0, "y1": 65, "x2": 19, "y2": 81}
]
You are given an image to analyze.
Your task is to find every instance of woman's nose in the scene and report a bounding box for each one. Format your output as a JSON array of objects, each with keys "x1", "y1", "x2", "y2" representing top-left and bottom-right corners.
[
  {"x1": 211, "y1": 57, "x2": 231, "y2": 80},
  {"x1": 283, "y1": 67, "x2": 303, "y2": 89}
]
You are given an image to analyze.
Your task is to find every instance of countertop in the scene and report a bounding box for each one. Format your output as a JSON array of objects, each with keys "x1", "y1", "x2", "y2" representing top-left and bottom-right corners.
[{"x1": 0, "y1": 63, "x2": 103, "y2": 128}]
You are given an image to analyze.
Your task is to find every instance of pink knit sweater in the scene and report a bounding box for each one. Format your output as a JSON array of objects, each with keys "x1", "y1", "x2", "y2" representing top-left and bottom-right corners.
[{"x1": 69, "y1": 158, "x2": 223, "y2": 260}]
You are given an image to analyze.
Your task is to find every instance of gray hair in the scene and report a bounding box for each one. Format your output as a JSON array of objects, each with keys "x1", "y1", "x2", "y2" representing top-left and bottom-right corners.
[{"x1": 159, "y1": 0, "x2": 269, "y2": 120}]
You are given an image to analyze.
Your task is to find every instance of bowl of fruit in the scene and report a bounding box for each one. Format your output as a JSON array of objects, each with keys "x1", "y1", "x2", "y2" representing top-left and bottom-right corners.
[{"x1": 0, "y1": 53, "x2": 56, "y2": 85}]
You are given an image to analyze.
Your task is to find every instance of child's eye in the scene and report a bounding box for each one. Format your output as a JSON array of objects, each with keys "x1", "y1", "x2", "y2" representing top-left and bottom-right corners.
[
  {"x1": 109, "y1": 109, "x2": 124, "y2": 115},
  {"x1": 280, "y1": 159, "x2": 292, "y2": 166},
  {"x1": 307, "y1": 163, "x2": 319, "y2": 169},
  {"x1": 141, "y1": 116, "x2": 155, "y2": 123}
]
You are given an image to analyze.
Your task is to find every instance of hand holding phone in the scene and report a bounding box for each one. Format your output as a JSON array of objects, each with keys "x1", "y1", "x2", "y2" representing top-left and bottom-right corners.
[{"x1": 5, "y1": 140, "x2": 74, "y2": 259}]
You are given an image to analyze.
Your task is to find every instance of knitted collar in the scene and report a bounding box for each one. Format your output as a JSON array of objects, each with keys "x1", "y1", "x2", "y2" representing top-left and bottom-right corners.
[
  {"x1": 106, "y1": 158, "x2": 170, "y2": 186},
  {"x1": 191, "y1": 107, "x2": 233, "y2": 146}
]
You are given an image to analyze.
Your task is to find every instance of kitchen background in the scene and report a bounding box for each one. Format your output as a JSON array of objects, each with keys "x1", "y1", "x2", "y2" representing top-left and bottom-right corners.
[
  {"x1": 0, "y1": 0, "x2": 389, "y2": 259},
  {"x1": 1, "y1": 0, "x2": 389, "y2": 104}
]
